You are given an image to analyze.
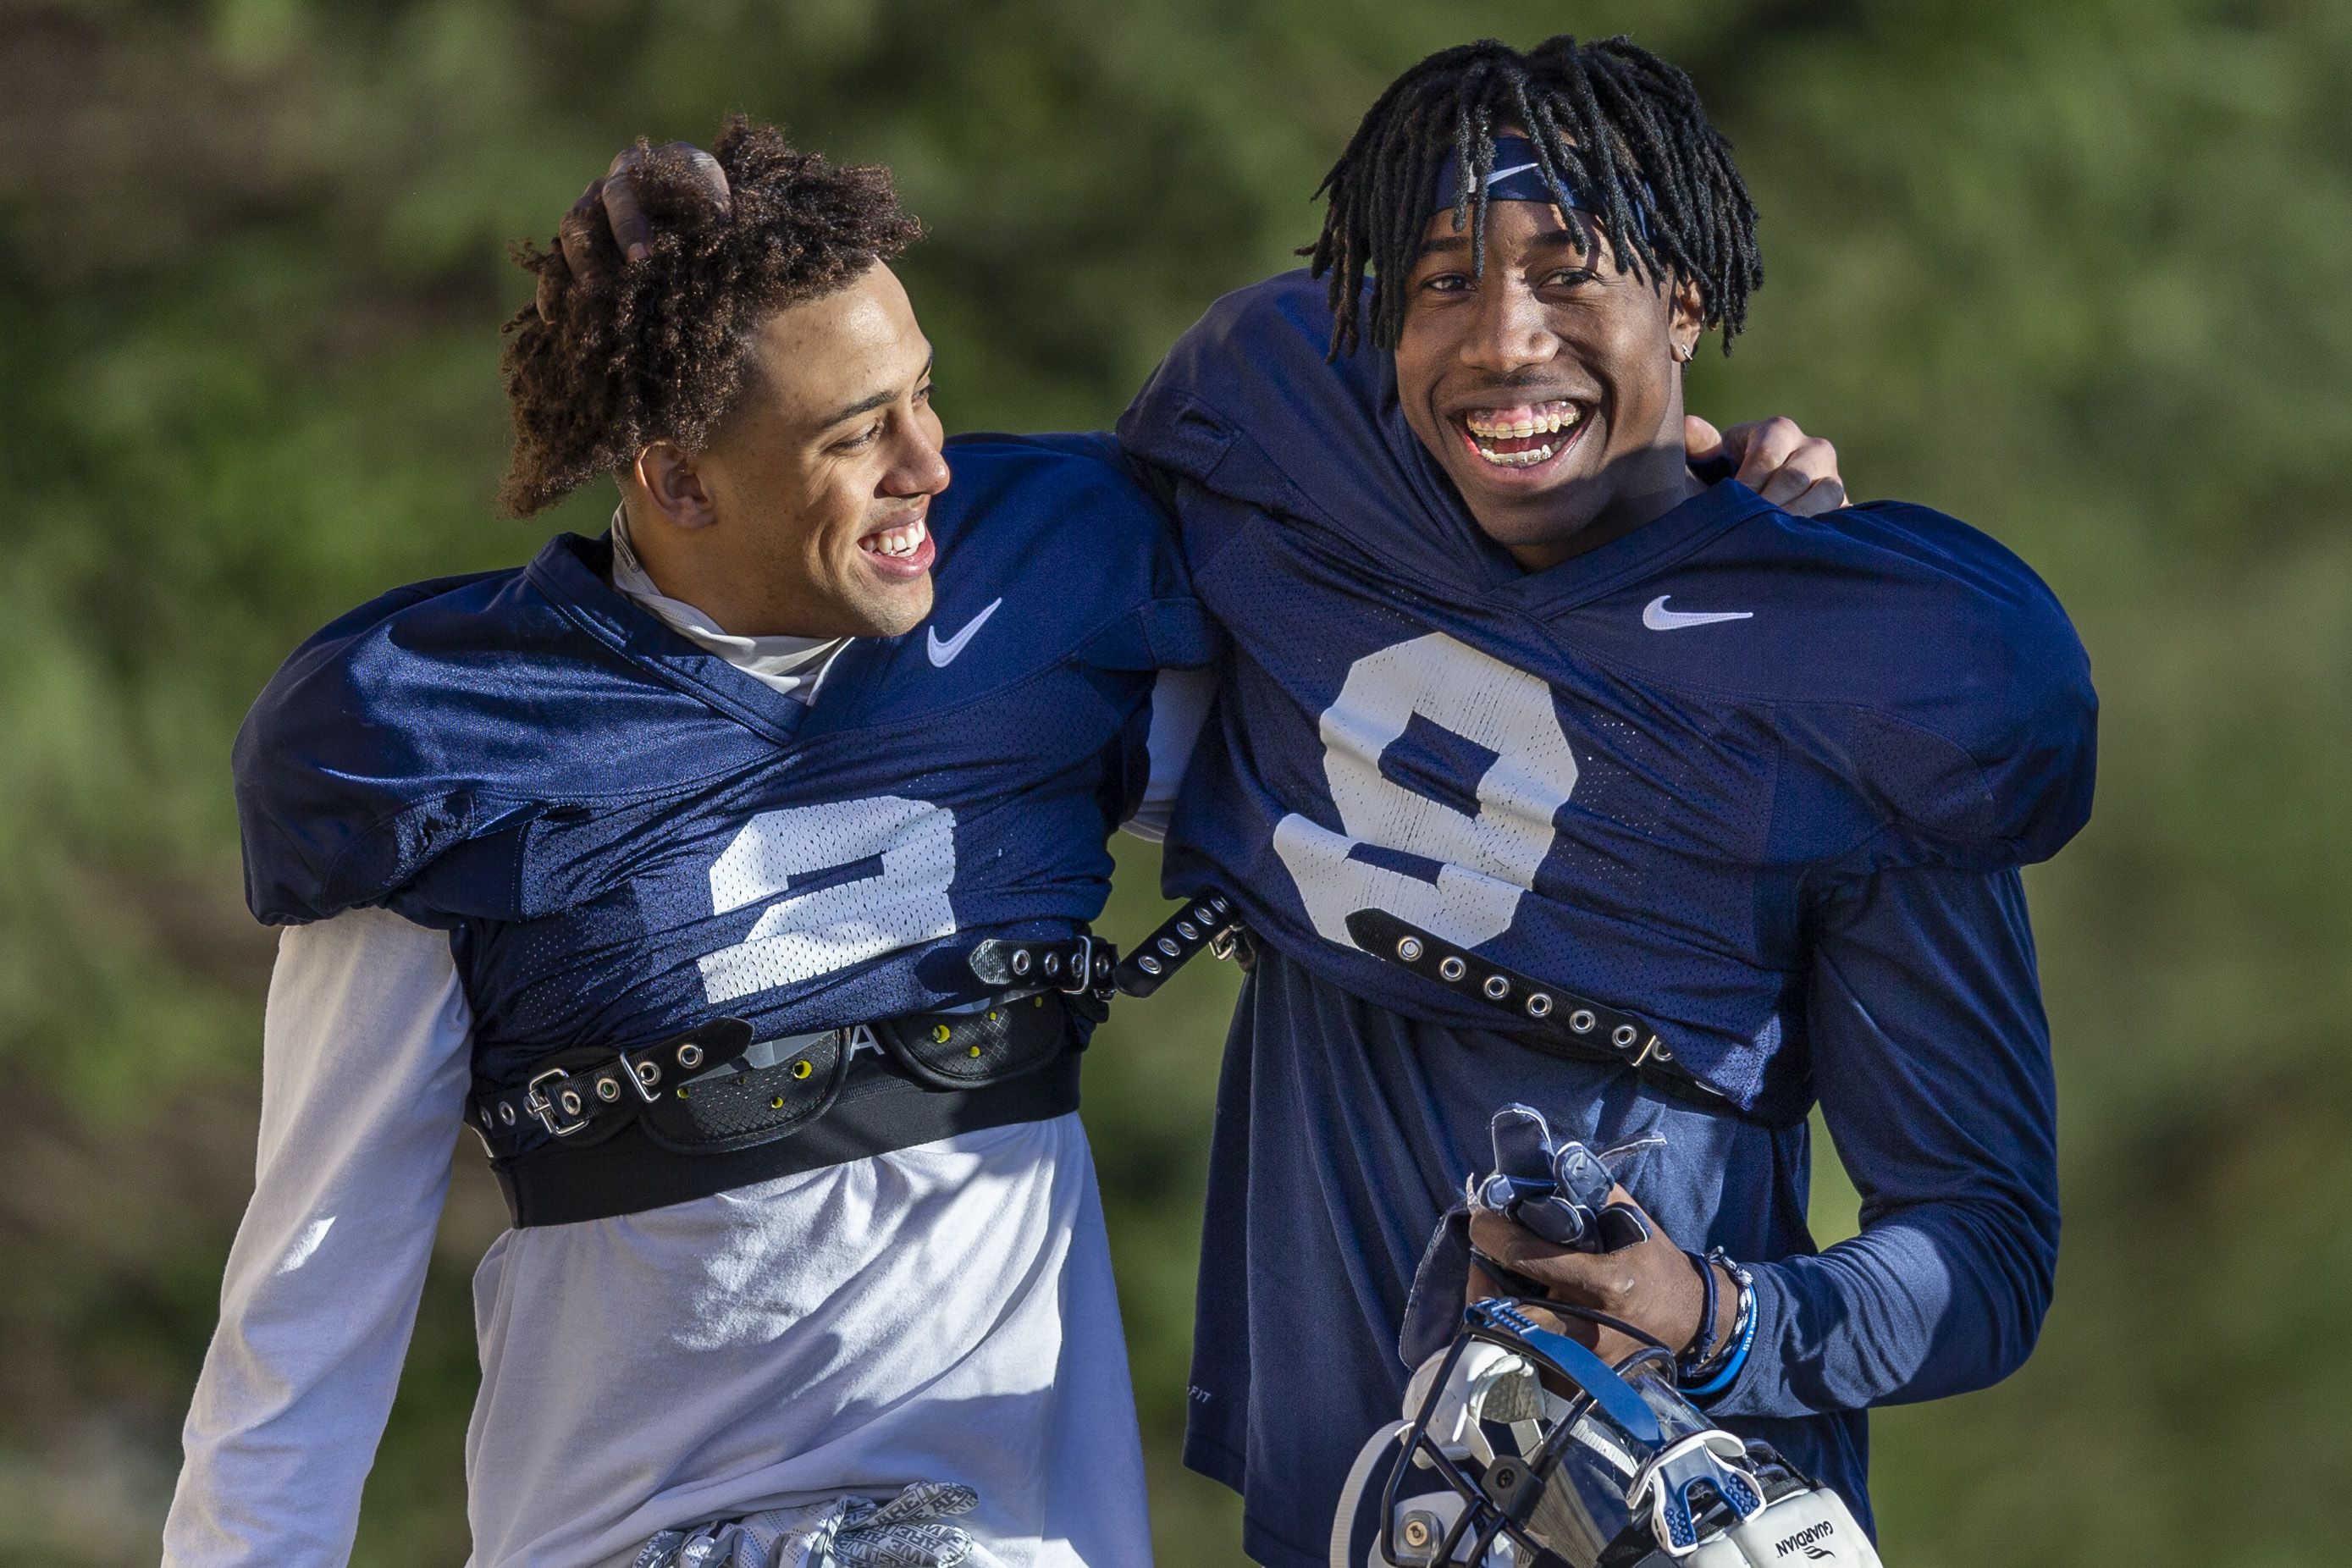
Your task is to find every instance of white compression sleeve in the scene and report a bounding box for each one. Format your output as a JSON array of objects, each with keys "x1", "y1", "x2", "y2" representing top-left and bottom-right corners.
[
  {"x1": 1121, "y1": 665, "x2": 1217, "y2": 844},
  {"x1": 162, "y1": 907, "x2": 473, "y2": 1568}
]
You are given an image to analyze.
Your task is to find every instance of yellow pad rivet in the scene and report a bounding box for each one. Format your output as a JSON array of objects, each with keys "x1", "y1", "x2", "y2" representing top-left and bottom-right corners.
[
  {"x1": 968, "y1": 1045, "x2": 983, "y2": 1057},
  {"x1": 986, "y1": 1009, "x2": 999, "y2": 1022},
  {"x1": 931, "y1": 1024, "x2": 952, "y2": 1044},
  {"x1": 791, "y1": 1060, "x2": 813, "y2": 1080}
]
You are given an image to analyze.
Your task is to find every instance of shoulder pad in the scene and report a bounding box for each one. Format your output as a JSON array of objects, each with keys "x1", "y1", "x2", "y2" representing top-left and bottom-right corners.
[
  {"x1": 1815, "y1": 501, "x2": 2097, "y2": 868},
  {"x1": 1118, "y1": 273, "x2": 1503, "y2": 588},
  {"x1": 938, "y1": 432, "x2": 1219, "y2": 671},
  {"x1": 234, "y1": 539, "x2": 758, "y2": 925}
]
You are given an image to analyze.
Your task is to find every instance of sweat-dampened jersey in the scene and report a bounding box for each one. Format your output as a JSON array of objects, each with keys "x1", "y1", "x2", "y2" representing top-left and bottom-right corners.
[{"x1": 1117, "y1": 273, "x2": 2095, "y2": 1567}]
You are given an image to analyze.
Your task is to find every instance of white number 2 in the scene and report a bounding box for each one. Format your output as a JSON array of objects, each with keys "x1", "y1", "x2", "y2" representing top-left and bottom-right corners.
[
  {"x1": 1272, "y1": 632, "x2": 1576, "y2": 951},
  {"x1": 698, "y1": 796, "x2": 958, "y2": 1004}
]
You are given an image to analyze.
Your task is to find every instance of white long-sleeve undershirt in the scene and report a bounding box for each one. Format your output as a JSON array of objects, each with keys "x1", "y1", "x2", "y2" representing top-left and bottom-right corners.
[{"x1": 162, "y1": 549, "x2": 1173, "y2": 1568}]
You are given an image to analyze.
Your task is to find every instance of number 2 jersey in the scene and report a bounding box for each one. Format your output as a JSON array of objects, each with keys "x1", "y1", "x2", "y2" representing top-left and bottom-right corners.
[
  {"x1": 174, "y1": 433, "x2": 1212, "y2": 1568},
  {"x1": 236, "y1": 431, "x2": 1210, "y2": 1079},
  {"x1": 1117, "y1": 273, "x2": 2096, "y2": 1568}
]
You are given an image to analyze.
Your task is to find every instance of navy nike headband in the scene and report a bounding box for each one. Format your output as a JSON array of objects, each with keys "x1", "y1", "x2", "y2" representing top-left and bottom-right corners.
[{"x1": 1426, "y1": 135, "x2": 1594, "y2": 216}]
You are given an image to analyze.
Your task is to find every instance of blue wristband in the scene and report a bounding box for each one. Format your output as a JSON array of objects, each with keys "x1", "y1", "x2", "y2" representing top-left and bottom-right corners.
[{"x1": 1681, "y1": 1258, "x2": 1757, "y2": 1401}]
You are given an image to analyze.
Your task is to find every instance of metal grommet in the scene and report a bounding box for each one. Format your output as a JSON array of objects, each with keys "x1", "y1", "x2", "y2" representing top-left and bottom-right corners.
[
  {"x1": 1157, "y1": 936, "x2": 1180, "y2": 957},
  {"x1": 1482, "y1": 974, "x2": 1510, "y2": 1002},
  {"x1": 1397, "y1": 936, "x2": 1425, "y2": 962},
  {"x1": 1569, "y1": 1009, "x2": 1597, "y2": 1034},
  {"x1": 1139, "y1": 955, "x2": 1163, "y2": 975},
  {"x1": 500, "y1": 1103, "x2": 517, "y2": 1126},
  {"x1": 1012, "y1": 949, "x2": 1032, "y2": 976},
  {"x1": 677, "y1": 1043, "x2": 704, "y2": 1070},
  {"x1": 595, "y1": 1077, "x2": 621, "y2": 1102},
  {"x1": 932, "y1": 1023, "x2": 953, "y2": 1044},
  {"x1": 558, "y1": 1089, "x2": 583, "y2": 1116},
  {"x1": 1611, "y1": 1024, "x2": 1638, "y2": 1049},
  {"x1": 1438, "y1": 956, "x2": 1467, "y2": 982},
  {"x1": 1526, "y1": 993, "x2": 1553, "y2": 1019},
  {"x1": 634, "y1": 1060, "x2": 661, "y2": 1090},
  {"x1": 479, "y1": 1108, "x2": 494, "y2": 1128},
  {"x1": 1652, "y1": 1040, "x2": 1674, "y2": 1062},
  {"x1": 1043, "y1": 952, "x2": 1063, "y2": 976},
  {"x1": 791, "y1": 1059, "x2": 814, "y2": 1080},
  {"x1": 1176, "y1": 920, "x2": 1198, "y2": 941}
]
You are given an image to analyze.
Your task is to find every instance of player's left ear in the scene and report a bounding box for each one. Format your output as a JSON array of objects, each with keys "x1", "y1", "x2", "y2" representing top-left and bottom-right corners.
[
  {"x1": 632, "y1": 439, "x2": 721, "y2": 531},
  {"x1": 1667, "y1": 278, "x2": 1706, "y2": 367}
]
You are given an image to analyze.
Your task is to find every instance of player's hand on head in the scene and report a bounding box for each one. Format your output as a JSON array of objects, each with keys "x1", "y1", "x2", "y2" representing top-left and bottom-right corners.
[
  {"x1": 1466, "y1": 1184, "x2": 1714, "y2": 1370},
  {"x1": 1685, "y1": 414, "x2": 1848, "y2": 516},
  {"x1": 538, "y1": 141, "x2": 732, "y2": 323}
]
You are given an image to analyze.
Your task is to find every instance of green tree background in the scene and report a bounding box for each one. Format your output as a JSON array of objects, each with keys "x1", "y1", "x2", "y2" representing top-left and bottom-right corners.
[{"x1": 3, "y1": 1, "x2": 2346, "y2": 1564}]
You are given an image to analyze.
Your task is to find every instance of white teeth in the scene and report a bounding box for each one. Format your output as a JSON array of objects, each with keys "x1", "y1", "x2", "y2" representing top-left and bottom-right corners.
[{"x1": 867, "y1": 517, "x2": 928, "y2": 558}]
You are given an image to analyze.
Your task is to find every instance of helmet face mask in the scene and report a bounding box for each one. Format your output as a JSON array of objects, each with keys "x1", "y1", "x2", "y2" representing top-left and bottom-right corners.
[{"x1": 1330, "y1": 1300, "x2": 1884, "y2": 1568}]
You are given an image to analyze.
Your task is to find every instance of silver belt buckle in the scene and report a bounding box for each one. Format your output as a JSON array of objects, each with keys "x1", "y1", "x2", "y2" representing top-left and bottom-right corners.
[{"x1": 522, "y1": 1067, "x2": 590, "y2": 1136}]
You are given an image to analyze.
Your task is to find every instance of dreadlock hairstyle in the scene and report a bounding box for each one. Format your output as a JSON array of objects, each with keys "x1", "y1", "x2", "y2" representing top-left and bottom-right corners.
[
  {"x1": 497, "y1": 117, "x2": 920, "y2": 517},
  {"x1": 1306, "y1": 36, "x2": 1762, "y2": 359}
]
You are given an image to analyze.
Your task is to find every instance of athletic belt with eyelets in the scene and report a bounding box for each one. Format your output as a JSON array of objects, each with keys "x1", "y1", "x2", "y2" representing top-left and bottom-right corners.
[
  {"x1": 1345, "y1": 908, "x2": 1726, "y2": 1105},
  {"x1": 467, "y1": 974, "x2": 1092, "y2": 1228}
]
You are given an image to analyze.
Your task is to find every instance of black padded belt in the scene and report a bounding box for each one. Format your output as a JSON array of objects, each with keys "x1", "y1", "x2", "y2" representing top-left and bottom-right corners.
[
  {"x1": 469, "y1": 990, "x2": 1085, "y2": 1228},
  {"x1": 1346, "y1": 908, "x2": 1728, "y2": 1107}
]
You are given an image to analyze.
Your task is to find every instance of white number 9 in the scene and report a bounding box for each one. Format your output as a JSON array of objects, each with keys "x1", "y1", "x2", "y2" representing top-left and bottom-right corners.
[{"x1": 1273, "y1": 632, "x2": 1575, "y2": 950}]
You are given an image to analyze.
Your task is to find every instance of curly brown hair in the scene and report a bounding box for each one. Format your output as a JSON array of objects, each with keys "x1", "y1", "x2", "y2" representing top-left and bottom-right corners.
[{"x1": 497, "y1": 118, "x2": 921, "y2": 517}]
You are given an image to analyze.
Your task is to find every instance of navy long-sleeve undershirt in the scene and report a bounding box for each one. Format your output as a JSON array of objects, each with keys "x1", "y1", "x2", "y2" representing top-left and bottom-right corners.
[{"x1": 1183, "y1": 861, "x2": 2061, "y2": 1568}]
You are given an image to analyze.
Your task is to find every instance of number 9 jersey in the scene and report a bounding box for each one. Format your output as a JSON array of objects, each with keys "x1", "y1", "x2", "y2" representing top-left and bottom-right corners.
[
  {"x1": 233, "y1": 432, "x2": 1215, "y2": 1149},
  {"x1": 1121, "y1": 274, "x2": 2096, "y2": 1124}
]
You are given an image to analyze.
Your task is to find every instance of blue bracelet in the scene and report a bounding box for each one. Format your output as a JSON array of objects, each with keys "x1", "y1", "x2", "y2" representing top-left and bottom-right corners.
[{"x1": 1681, "y1": 1254, "x2": 1757, "y2": 1401}]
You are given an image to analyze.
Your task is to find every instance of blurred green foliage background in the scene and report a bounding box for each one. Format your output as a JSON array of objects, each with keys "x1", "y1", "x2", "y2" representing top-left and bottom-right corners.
[{"x1": 3, "y1": 1, "x2": 2348, "y2": 1564}]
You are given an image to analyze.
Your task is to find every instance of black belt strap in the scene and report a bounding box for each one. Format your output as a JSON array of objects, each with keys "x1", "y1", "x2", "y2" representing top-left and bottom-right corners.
[
  {"x1": 1345, "y1": 908, "x2": 1725, "y2": 1104},
  {"x1": 1111, "y1": 892, "x2": 1244, "y2": 997},
  {"x1": 966, "y1": 933, "x2": 1118, "y2": 995},
  {"x1": 470, "y1": 1017, "x2": 759, "y2": 1147}
]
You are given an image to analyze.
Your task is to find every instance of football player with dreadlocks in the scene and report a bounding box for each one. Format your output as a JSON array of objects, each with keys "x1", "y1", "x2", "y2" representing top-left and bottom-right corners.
[
  {"x1": 1117, "y1": 34, "x2": 2091, "y2": 1566},
  {"x1": 374, "y1": 36, "x2": 1864, "y2": 1568}
]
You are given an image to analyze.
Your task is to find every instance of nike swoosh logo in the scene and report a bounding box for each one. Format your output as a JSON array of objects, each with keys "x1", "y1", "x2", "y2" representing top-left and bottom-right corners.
[
  {"x1": 1478, "y1": 160, "x2": 1543, "y2": 188},
  {"x1": 925, "y1": 597, "x2": 1002, "y2": 667},
  {"x1": 1643, "y1": 595, "x2": 1754, "y2": 631}
]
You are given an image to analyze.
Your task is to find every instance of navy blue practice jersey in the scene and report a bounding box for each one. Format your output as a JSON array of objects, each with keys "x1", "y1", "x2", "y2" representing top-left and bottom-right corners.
[
  {"x1": 1124, "y1": 273, "x2": 2093, "y2": 1120},
  {"x1": 235, "y1": 433, "x2": 1212, "y2": 1095},
  {"x1": 1117, "y1": 274, "x2": 2095, "y2": 1566}
]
